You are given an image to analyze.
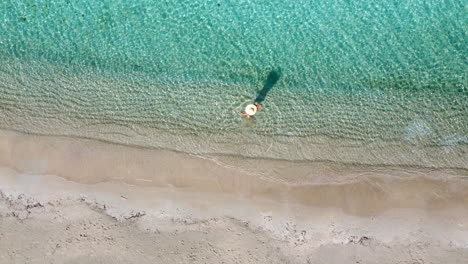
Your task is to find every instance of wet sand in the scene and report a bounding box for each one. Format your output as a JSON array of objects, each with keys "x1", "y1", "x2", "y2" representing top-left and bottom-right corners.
[{"x1": 1, "y1": 128, "x2": 467, "y2": 263}]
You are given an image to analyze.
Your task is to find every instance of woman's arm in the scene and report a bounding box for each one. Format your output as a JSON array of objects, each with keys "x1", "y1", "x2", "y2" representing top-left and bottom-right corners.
[
  {"x1": 236, "y1": 110, "x2": 251, "y2": 118},
  {"x1": 255, "y1": 102, "x2": 262, "y2": 111}
]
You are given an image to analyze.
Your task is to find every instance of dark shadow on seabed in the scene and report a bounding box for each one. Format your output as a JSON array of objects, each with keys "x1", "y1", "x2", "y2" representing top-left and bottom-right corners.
[{"x1": 255, "y1": 68, "x2": 282, "y2": 104}]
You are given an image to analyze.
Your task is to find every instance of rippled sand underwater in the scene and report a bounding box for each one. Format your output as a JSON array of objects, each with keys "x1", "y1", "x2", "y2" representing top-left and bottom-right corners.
[{"x1": 0, "y1": 0, "x2": 466, "y2": 169}]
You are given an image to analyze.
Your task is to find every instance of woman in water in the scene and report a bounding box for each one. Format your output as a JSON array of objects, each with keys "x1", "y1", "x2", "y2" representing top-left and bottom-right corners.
[{"x1": 236, "y1": 102, "x2": 262, "y2": 118}]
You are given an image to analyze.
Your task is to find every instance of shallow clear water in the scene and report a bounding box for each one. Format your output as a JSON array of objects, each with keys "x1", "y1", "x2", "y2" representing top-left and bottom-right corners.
[{"x1": 0, "y1": 0, "x2": 467, "y2": 168}]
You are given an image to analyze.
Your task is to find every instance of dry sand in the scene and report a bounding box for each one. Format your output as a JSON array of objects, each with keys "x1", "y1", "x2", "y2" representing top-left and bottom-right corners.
[{"x1": 0, "y1": 129, "x2": 467, "y2": 263}]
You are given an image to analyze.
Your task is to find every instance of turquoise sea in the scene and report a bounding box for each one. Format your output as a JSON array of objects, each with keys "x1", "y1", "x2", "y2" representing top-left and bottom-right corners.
[{"x1": 0, "y1": 0, "x2": 466, "y2": 169}]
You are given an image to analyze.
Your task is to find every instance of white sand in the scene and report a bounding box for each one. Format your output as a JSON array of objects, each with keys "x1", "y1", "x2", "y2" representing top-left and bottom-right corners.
[{"x1": 0, "y1": 129, "x2": 467, "y2": 263}]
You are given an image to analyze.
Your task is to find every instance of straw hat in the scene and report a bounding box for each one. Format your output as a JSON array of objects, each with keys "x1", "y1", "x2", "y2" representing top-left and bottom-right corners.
[{"x1": 245, "y1": 104, "x2": 258, "y2": 116}]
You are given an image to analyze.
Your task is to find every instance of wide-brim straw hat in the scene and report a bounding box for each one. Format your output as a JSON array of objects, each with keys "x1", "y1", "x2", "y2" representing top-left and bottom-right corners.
[{"x1": 245, "y1": 104, "x2": 258, "y2": 116}]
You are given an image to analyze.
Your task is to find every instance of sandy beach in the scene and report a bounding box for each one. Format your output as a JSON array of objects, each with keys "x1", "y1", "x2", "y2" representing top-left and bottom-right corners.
[{"x1": 0, "y1": 129, "x2": 467, "y2": 263}]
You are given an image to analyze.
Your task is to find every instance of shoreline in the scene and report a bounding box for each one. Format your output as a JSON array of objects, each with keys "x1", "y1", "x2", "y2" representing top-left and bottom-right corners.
[{"x1": 0, "y1": 129, "x2": 466, "y2": 216}]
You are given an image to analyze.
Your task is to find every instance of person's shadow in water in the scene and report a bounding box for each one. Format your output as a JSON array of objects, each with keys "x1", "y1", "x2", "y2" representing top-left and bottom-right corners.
[{"x1": 255, "y1": 68, "x2": 282, "y2": 104}]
